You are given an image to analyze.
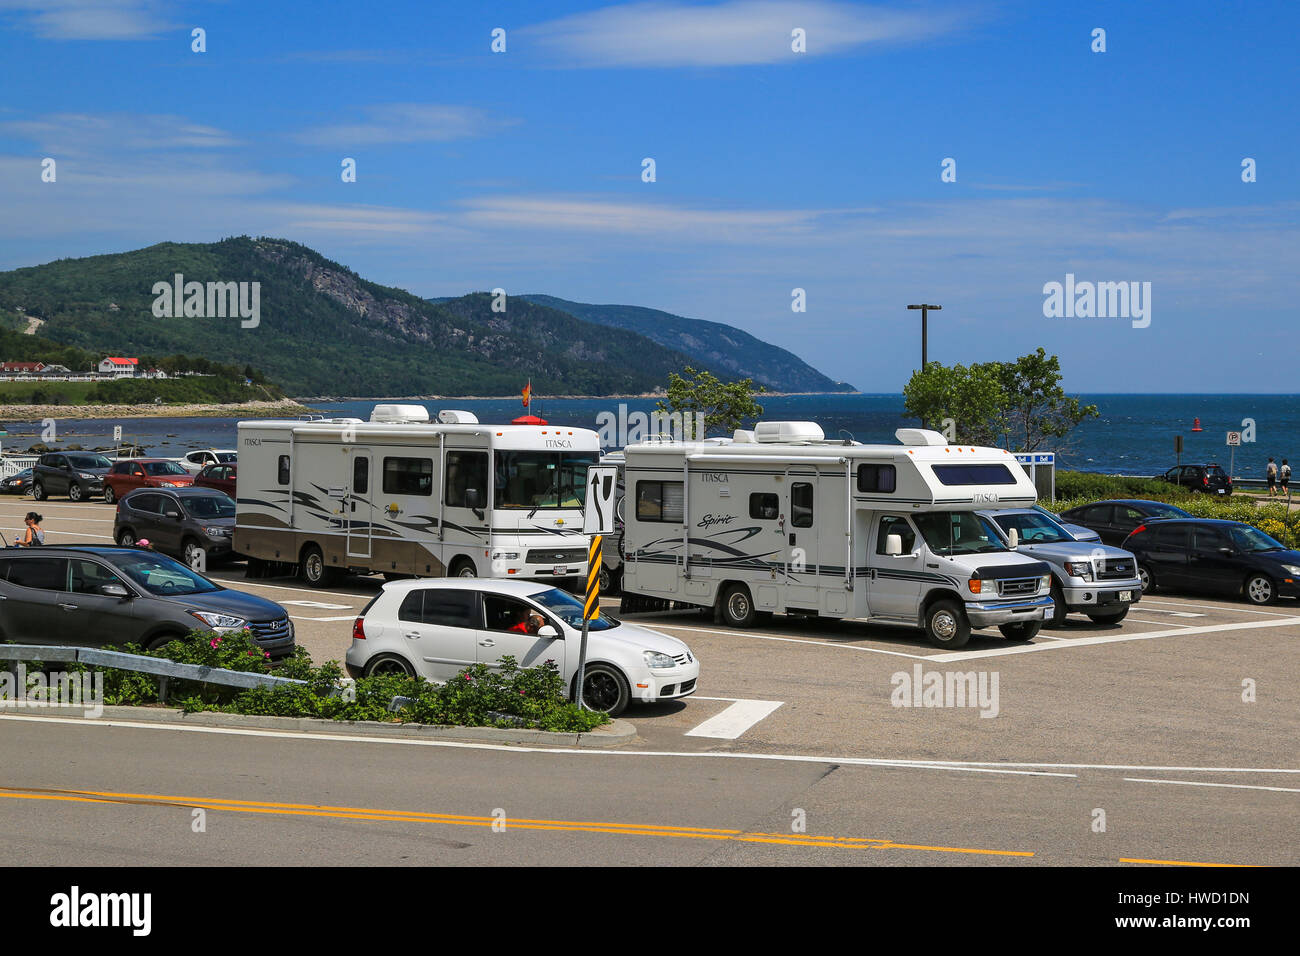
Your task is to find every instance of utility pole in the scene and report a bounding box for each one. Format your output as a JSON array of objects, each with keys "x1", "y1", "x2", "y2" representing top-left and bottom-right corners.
[{"x1": 906, "y1": 303, "x2": 941, "y2": 371}]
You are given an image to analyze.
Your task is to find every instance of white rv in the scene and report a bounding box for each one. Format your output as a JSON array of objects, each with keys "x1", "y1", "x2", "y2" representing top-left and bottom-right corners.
[
  {"x1": 235, "y1": 405, "x2": 601, "y2": 587},
  {"x1": 620, "y1": 422, "x2": 1056, "y2": 648}
]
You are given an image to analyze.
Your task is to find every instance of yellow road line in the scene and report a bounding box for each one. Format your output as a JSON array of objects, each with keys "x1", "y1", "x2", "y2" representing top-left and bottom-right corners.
[
  {"x1": 1120, "y1": 857, "x2": 1257, "y2": 867},
  {"x1": 0, "y1": 786, "x2": 1033, "y2": 857}
]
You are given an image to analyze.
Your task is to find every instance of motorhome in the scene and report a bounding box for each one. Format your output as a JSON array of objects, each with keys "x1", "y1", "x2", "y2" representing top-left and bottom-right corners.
[
  {"x1": 619, "y1": 422, "x2": 1056, "y2": 648},
  {"x1": 235, "y1": 405, "x2": 601, "y2": 587}
]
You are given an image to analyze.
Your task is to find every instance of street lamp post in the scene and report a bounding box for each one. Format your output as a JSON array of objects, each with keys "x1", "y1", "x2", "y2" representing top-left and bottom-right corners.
[{"x1": 906, "y1": 303, "x2": 941, "y2": 371}]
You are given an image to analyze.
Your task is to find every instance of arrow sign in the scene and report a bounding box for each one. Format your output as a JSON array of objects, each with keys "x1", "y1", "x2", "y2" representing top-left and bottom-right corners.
[{"x1": 584, "y1": 466, "x2": 618, "y2": 534}]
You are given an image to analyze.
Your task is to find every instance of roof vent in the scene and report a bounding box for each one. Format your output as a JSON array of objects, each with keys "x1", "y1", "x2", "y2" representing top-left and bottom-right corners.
[
  {"x1": 371, "y1": 404, "x2": 430, "y2": 424},
  {"x1": 732, "y1": 430, "x2": 757, "y2": 443},
  {"x1": 437, "y1": 409, "x2": 479, "y2": 425},
  {"x1": 895, "y1": 428, "x2": 948, "y2": 446},
  {"x1": 754, "y1": 421, "x2": 825, "y2": 443}
]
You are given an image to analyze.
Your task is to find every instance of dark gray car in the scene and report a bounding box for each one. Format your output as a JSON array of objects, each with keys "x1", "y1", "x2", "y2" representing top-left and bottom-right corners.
[
  {"x1": 0, "y1": 545, "x2": 294, "y2": 656},
  {"x1": 32, "y1": 452, "x2": 112, "y2": 502},
  {"x1": 114, "y1": 487, "x2": 236, "y2": 568}
]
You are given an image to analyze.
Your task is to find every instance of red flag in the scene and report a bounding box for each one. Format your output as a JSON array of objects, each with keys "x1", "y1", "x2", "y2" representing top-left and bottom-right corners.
[{"x1": 522, "y1": 380, "x2": 531, "y2": 407}]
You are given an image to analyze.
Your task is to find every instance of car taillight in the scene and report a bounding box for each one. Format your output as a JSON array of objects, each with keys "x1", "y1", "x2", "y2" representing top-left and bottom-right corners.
[{"x1": 352, "y1": 617, "x2": 366, "y2": 641}]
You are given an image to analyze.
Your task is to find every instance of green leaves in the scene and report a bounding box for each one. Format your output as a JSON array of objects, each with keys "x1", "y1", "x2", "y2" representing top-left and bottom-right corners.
[{"x1": 656, "y1": 366, "x2": 766, "y2": 439}]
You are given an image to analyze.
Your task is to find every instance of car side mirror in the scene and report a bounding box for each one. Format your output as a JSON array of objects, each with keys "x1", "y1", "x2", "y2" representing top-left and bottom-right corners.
[
  {"x1": 99, "y1": 583, "x2": 130, "y2": 599},
  {"x1": 1007, "y1": 527, "x2": 1019, "y2": 550},
  {"x1": 885, "y1": 533, "x2": 903, "y2": 556},
  {"x1": 165, "y1": 511, "x2": 180, "y2": 520},
  {"x1": 536, "y1": 624, "x2": 559, "y2": 639}
]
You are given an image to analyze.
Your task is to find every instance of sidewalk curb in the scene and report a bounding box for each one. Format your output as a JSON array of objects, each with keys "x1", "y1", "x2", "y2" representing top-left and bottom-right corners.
[{"x1": 0, "y1": 703, "x2": 638, "y2": 749}]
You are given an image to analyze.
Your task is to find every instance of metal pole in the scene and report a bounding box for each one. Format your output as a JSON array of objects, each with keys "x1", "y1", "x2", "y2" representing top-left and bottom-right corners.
[
  {"x1": 921, "y1": 306, "x2": 928, "y2": 370},
  {"x1": 576, "y1": 534, "x2": 601, "y2": 709}
]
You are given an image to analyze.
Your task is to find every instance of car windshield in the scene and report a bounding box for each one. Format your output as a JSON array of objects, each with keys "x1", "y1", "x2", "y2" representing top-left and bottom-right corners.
[
  {"x1": 1230, "y1": 526, "x2": 1285, "y2": 552},
  {"x1": 992, "y1": 511, "x2": 1073, "y2": 544},
  {"x1": 143, "y1": 461, "x2": 188, "y2": 476},
  {"x1": 528, "y1": 586, "x2": 620, "y2": 630},
  {"x1": 216, "y1": 452, "x2": 237, "y2": 463},
  {"x1": 1146, "y1": 503, "x2": 1191, "y2": 519},
  {"x1": 181, "y1": 495, "x2": 235, "y2": 519},
  {"x1": 913, "y1": 512, "x2": 1007, "y2": 556},
  {"x1": 68, "y1": 455, "x2": 111, "y2": 469},
  {"x1": 112, "y1": 551, "x2": 222, "y2": 595},
  {"x1": 494, "y1": 451, "x2": 598, "y2": 510}
]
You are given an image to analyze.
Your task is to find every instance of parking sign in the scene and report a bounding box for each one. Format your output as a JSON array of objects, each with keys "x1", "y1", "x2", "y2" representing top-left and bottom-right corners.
[{"x1": 1227, "y1": 432, "x2": 1241, "y2": 446}]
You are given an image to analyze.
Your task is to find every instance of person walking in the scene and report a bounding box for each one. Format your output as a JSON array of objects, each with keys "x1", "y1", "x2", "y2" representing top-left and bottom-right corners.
[
  {"x1": 1266, "y1": 457, "x2": 1278, "y2": 496},
  {"x1": 14, "y1": 512, "x2": 44, "y2": 547},
  {"x1": 1281, "y1": 459, "x2": 1291, "y2": 498}
]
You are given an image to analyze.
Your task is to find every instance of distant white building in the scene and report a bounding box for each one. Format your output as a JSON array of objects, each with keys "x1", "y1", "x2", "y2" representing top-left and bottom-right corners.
[
  {"x1": 98, "y1": 357, "x2": 138, "y2": 377},
  {"x1": 141, "y1": 367, "x2": 168, "y2": 379}
]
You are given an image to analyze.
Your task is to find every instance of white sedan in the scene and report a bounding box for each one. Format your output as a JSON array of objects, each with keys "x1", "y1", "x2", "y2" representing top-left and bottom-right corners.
[{"x1": 345, "y1": 578, "x2": 699, "y2": 716}]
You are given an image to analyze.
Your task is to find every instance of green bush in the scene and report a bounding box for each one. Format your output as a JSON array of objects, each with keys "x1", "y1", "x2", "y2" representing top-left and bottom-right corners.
[{"x1": 1054, "y1": 470, "x2": 1195, "y2": 502}]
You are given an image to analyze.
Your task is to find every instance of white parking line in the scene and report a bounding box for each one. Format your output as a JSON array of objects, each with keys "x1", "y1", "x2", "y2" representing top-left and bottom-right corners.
[
  {"x1": 208, "y1": 577, "x2": 373, "y2": 601},
  {"x1": 1126, "y1": 618, "x2": 1196, "y2": 627},
  {"x1": 1125, "y1": 777, "x2": 1300, "y2": 795},
  {"x1": 684, "y1": 699, "x2": 784, "y2": 739},
  {"x1": 290, "y1": 615, "x2": 357, "y2": 622},
  {"x1": 1142, "y1": 599, "x2": 1292, "y2": 617},
  {"x1": 653, "y1": 622, "x2": 933, "y2": 659},
  {"x1": 1135, "y1": 608, "x2": 1206, "y2": 619}
]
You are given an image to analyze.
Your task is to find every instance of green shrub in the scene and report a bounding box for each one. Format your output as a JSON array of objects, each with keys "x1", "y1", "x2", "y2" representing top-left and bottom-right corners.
[{"x1": 1054, "y1": 470, "x2": 1194, "y2": 502}]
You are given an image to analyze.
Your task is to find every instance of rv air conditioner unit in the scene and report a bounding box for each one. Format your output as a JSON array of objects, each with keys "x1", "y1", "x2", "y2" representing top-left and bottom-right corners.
[
  {"x1": 895, "y1": 428, "x2": 948, "y2": 446},
  {"x1": 371, "y1": 404, "x2": 430, "y2": 424},
  {"x1": 731, "y1": 430, "x2": 757, "y2": 443},
  {"x1": 437, "y1": 409, "x2": 479, "y2": 425},
  {"x1": 753, "y1": 421, "x2": 825, "y2": 444}
]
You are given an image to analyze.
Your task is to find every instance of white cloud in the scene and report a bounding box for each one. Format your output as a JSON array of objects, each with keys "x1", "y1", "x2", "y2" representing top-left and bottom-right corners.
[
  {"x1": 0, "y1": 113, "x2": 241, "y2": 156},
  {"x1": 522, "y1": 0, "x2": 971, "y2": 67},
  {"x1": 293, "y1": 104, "x2": 516, "y2": 147},
  {"x1": 0, "y1": 0, "x2": 170, "y2": 40}
]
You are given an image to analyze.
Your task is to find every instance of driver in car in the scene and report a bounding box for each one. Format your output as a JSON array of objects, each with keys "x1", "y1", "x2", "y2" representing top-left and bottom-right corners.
[{"x1": 507, "y1": 610, "x2": 546, "y2": 635}]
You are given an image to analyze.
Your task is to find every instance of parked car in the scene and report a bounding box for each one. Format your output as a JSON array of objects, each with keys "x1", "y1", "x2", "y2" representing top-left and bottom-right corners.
[
  {"x1": 346, "y1": 578, "x2": 699, "y2": 716},
  {"x1": 103, "y1": 458, "x2": 195, "y2": 504},
  {"x1": 32, "y1": 452, "x2": 113, "y2": 502},
  {"x1": 980, "y1": 508, "x2": 1141, "y2": 624},
  {"x1": 0, "y1": 544, "x2": 293, "y2": 656},
  {"x1": 1162, "y1": 463, "x2": 1232, "y2": 495},
  {"x1": 1057, "y1": 499, "x2": 1193, "y2": 546},
  {"x1": 1032, "y1": 503, "x2": 1101, "y2": 543},
  {"x1": 180, "y1": 449, "x2": 237, "y2": 474},
  {"x1": 1123, "y1": 519, "x2": 1300, "y2": 605},
  {"x1": 114, "y1": 487, "x2": 236, "y2": 566},
  {"x1": 193, "y1": 462, "x2": 237, "y2": 498},
  {"x1": 1, "y1": 468, "x2": 33, "y2": 495}
]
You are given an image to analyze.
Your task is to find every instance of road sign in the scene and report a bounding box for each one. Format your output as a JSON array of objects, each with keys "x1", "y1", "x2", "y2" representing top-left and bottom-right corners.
[
  {"x1": 584, "y1": 466, "x2": 618, "y2": 534},
  {"x1": 1226, "y1": 432, "x2": 1241, "y2": 446},
  {"x1": 113, "y1": 425, "x2": 122, "y2": 441}
]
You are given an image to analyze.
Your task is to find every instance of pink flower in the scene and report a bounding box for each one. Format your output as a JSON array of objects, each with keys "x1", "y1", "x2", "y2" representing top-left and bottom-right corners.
[
  {"x1": 264, "y1": 652, "x2": 271, "y2": 659},
  {"x1": 463, "y1": 674, "x2": 472, "y2": 681},
  {"x1": 209, "y1": 639, "x2": 220, "y2": 648}
]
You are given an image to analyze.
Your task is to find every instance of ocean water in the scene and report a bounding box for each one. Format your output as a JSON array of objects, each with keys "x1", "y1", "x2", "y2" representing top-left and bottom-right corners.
[{"x1": 3, "y1": 394, "x2": 1295, "y2": 478}]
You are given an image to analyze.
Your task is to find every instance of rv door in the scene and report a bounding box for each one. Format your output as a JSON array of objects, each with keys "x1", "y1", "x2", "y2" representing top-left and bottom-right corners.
[
  {"x1": 345, "y1": 448, "x2": 373, "y2": 559},
  {"x1": 784, "y1": 472, "x2": 819, "y2": 609}
]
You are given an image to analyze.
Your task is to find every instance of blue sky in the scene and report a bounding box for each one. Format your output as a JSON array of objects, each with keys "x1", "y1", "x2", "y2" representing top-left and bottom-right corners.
[{"x1": 0, "y1": 0, "x2": 1296, "y2": 392}]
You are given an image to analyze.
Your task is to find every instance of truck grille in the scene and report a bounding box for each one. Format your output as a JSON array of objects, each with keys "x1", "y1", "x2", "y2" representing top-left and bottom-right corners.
[
  {"x1": 247, "y1": 617, "x2": 292, "y2": 644},
  {"x1": 1098, "y1": 558, "x2": 1134, "y2": 580},
  {"x1": 997, "y1": 577, "x2": 1039, "y2": 597},
  {"x1": 526, "y1": 548, "x2": 588, "y2": 565}
]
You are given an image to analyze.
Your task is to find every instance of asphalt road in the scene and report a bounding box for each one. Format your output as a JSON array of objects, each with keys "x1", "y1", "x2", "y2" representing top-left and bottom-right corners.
[{"x1": 2, "y1": 496, "x2": 1297, "y2": 865}]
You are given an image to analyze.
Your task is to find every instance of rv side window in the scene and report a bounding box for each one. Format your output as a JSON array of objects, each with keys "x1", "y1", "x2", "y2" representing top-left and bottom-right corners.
[
  {"x1": 352, "y1": 456, "x2": 369, "y2": 495},
  {"x1": 931, "y1": 464, "x2": 1016, "y2": 485},
  {"x1": 857, "y1": 464, "x2": 896, "y2": 493},
  {"x1": 445, "y1": 451, "x2": 488, "y2": 507},
  {"x1": 791, "y1": 483, "x2": 813, "y2": 527},
  {"x1": 384, "y1": 457, "x2": 433, "y2": 496},
  {"x1": 277, "y1": 455, "x2": 290, "y2": 485},
  {"x1": 875, "y1": 516, "x2": 916, "y2": 555},
  {"x1": 636, "y1": 481, "x2": 684, "y2": 522},
  {"x1": 749, "y1": 493, "x2": 779, "y2": 520}
]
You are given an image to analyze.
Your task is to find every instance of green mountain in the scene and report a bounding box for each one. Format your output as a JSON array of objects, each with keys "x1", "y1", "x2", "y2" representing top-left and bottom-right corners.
[
  {"x1": 0, "y1": 238, "x2": 718, "y2": 397},
  {"x1": 519, "y1": 294, "x2": 855, "y2": 393}
]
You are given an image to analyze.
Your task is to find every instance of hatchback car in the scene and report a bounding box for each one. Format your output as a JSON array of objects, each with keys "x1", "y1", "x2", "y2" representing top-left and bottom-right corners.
[
  {"x1": 32, "y1": 451, "x2": 113, "y2": 501},
  {"x1": 193, "y1": 462, "x2": 237, "y2": 498},
  {"x1": 180, "y1": 449, "x2": 237, "y2": 474},
  {"x1": 0, "y1": 545, "x2": 294, "y2": 655},
  {"x1": 1162, "y1": 463, "x2": 1232, "y2": 495},
  {"x1": 1123, "y1": 519, "x2": 1300, "y2": 605},
  {"x1": 103, "y1": 458, "x2": 195, "y2": 503},
  {"x1": 114, "y1": 487, "x2": 236, "y2": 567},
  {"x1": 346, "y1": 578, "x2": 699, "y2": 716},
  {"x1": 1, "y1": 468, "x2": 33, "y2": 495},
  {"x1": 1057, "y1": 499, "x2": 1193, "y2": 546}
]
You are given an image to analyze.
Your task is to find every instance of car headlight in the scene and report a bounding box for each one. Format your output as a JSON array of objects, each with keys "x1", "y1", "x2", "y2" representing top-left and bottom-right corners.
[
  {"x1": 491, "y1": 551, "x2": 520, "y2": 560},
  {"x1": 1041, "y1": 575, "x2": 1052, "y2": 590},
  {"x1": 159, "y1": 481, "x2": 179, "y2": 487},
  {"x1": 188, "y1": 610, "x2": 248, "y2": 630},
  {"x1": 1065, "y1": 561, "x2": 1093, "y2": 581},
  {"x1": 968, "y1": 578, "x2": 989, "y2": 594},
  {"x1": 1282, "y1": 565, "x2": 1300, "y2": 576},
  {"x1": 203, "y1": 526, "x2": 231, "y2": 536},
  {"x1": 643, "y1": 650, "x2": 676, "y2": 669}
]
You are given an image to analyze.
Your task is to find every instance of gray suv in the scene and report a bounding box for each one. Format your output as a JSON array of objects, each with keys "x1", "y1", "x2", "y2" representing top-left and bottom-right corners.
[
  {"x1": 978, "y1": 508, "x2": 1143, "y2": 625},
  {"x1": 0, "y1": 545, "x2": 294, "y2": 656},
  {"x1": 33, "y1": 452, "x2": 113, "y2": 502},
  {"x1": 114, "y1": 487, "x2": 235, "y2": 567}
]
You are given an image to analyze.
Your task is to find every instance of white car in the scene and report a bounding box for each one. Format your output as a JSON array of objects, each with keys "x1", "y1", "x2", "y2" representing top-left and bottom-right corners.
[
  {"x1": 180, "y1": 449, "x2": 237, "y2": 474},
  {"x1": 345, "y1": 579, "x2": 699, "y2": 716}
]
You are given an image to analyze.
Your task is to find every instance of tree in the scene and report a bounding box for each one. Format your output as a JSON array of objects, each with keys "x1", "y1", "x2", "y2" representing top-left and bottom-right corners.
[
  {"x1": 903, "y1": 348, "x2": 1097, "y2": 451},
  {"x1": 656, "y1": 366, "x2": 766, "y2": 439}
]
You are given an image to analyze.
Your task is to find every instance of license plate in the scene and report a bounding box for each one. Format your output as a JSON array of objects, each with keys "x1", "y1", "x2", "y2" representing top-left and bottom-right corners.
[
  {"x1": 552, "y1": 565, "x2": 568, "y2": 575},
  {"x1": 1044, "y1": 607, "x2": 1053, "y2": 620},
  {"x1": 1118, "y1": 591, "x2": 1132, "y2": 602}
]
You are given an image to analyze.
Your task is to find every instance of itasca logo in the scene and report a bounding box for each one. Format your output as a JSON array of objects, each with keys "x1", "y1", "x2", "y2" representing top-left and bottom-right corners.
[{"x1": 50, "y1": 886, "x2": 151, "y2": 936}]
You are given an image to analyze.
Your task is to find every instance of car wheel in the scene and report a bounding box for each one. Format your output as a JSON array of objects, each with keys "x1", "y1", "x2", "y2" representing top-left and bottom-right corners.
[
  {"x1": 116, "y1": 528, "x2": 136, "y2": 546},
  {"x1": 450, "y1": 557, "x2": 477, "y2": 578},
  {"x1": 1048, "y1": 581, "x2": 1068, "y2": 626},
  {"x1": 146, "y1": 631, "x2": 187, "y2": 652},
  {"x1": 924, "y1": 599, "x2": 970, "y2": 649},
  {"x1": 182, "y1": 538, "x2": 207, "y2": 568},
  {"x1": 32, "y1": 482, "x2": 45, "y2": 501},
  {"x1": 999, "y1": 621, "x2": 1040, "y2": 641},
  {"x1": 299, "y1": 544, "x2": 339, "y2": 588},
  {"x1": 68, "y1": 483, "x2": 83, "y2": 502},
  {"x1": 363, "y1": 654, "x2": 416, "y2": 677},
  {"x1": 719, "y1": 583, "x2": 756, "y2": 628},
  {"x1": 1245, "y1": 574, "x2": 1276, "y2": 606},
  {"x1": 1087, "y1": 608, "x2": 1129, "y2": 624},
  {"x1": 1137, "y1": 564, "x2": 1155, "y2": 592},
  {"x1": 575, "y1": 662, "x2": 630, "y2": 716},
  {"x1": 598, "y1": 565, "x2": 612, "y2": 594},
  {"x1": 103, "y1": 485, "x2": 116, "y2": 505}
]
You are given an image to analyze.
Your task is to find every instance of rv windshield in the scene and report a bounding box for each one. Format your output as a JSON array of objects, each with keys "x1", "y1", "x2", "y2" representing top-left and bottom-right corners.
[
  {"x1": 913, "y1": 512, "x2": 1007, "y2": 556},
  {"x1": 494, "y1": 451, "x2": 598, "y2": 510}
]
